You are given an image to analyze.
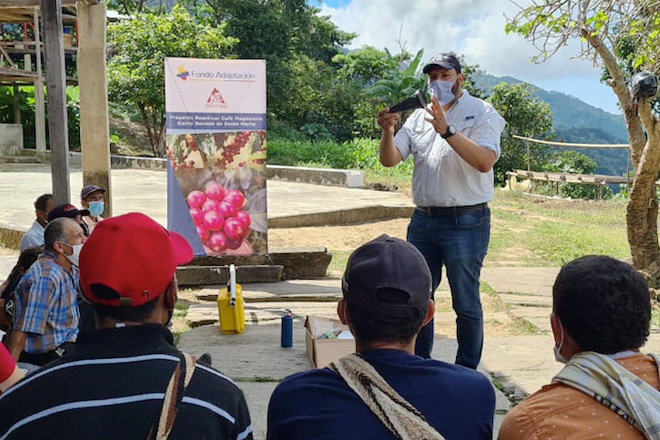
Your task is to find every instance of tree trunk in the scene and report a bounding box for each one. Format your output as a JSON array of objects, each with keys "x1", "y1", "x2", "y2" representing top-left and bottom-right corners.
[
  {"x1": 137, "y1": 102, "x2": 159, "y2": 157},
  {"x1": 627, "y1": 164, "x2": 660, "y2": 270},
  {"x1": 583, "y1": 30, "x2": 660, "y2": 272},
  {"x1": 627, "y1": 104, "x2": 660, "y2": 273}
]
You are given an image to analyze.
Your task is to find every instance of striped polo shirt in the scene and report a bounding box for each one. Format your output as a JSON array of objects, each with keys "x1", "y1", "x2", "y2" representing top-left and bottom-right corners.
[{"x1": 0, "y1": 325, "x2": 253, "y2": 440}]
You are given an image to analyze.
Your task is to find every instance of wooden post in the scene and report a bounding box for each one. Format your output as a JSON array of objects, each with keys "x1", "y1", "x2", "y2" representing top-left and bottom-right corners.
[
  {"x1": 34, "y1": 9, "x2": 47, "y2": 153},
  {"x1": 77, "y1": 1, "x2": 112, "y2": 216},
  {"x1": 12, "y1": 84, "x2": 20, "y2": 124},
  {"x1": 526, "y1": 140, "x2": 531, "y2": 173},
  {"x1": 41, "y1": 0, "x2": 71, "y2": 204}
]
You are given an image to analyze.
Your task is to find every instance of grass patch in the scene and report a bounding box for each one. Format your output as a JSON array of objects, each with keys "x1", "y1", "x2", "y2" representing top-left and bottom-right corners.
[
  {"x1": 434, "y1": 297, "x2": 453, "y2": 313},
  {"x1": 487, "y1": 190, "x2": 630, "y2": 267},
  {"x1": 653, "y1": 307, "x2": 660, "y2": 328},
  {"x1": 234, "y1": 376, "x2": 281, "y2": 383},
  {"x1": 510, "y1": 317, "x2": 546, "y2": 336},
  {"x1": 480, "y1": 281, "x2": 497, "y2": 296},
  {"x1": 327, "y1": 249, "x2": 351, "y2": 276}
]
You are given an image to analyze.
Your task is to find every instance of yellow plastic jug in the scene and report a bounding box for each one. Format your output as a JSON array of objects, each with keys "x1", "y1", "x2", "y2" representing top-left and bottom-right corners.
[{"x1": 217, "y1": 264, "x2": 245, "y2": 334}]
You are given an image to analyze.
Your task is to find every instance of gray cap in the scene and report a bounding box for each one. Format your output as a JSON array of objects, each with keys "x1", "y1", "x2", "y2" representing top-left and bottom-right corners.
[
  {"x1": 422, "y1": 52, "x2": 462, "y2": 74},
  {"x1": 81, "y1": 184, "x2": 106, "y2": 200}
]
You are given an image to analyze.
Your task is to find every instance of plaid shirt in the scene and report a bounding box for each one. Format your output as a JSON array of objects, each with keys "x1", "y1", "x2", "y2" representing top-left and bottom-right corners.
[{"x1": 12, "y1": 251, "x2": 80, "y2": 353}]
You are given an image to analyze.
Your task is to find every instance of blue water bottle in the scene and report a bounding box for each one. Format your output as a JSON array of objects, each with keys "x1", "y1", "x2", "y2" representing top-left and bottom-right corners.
[{"x1": 281, "y1": 309, "x2": 293, "y2": 348}]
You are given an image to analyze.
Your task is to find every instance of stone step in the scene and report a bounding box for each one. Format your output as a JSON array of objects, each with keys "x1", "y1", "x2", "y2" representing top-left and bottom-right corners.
[
  {"x1": 186, "y1": 247, "x2": 332, "y2": 280},
  {"x1": 194, "y1": 279, "x2": 342, "y2": 303},
  {"x1": 0, "y1": 156, "x2": 41, "y2": 164},
  {"x1": 185, "y1": 301, "x2": 339, "y2": 328},
  {"x1": 498, "y1": 293, "x2": 552, "y2": 307},
  {"x1": 266, "y1": 164, "x2": 363, "y2": 188},
  {"x1": 177, "y1": 265, "x2": 283, "y2": 286}
]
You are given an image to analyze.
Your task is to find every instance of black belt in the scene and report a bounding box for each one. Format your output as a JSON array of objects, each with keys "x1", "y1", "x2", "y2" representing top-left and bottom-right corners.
[{"x1": 416, "y1": 203, "x2": 487, "y2": 216}]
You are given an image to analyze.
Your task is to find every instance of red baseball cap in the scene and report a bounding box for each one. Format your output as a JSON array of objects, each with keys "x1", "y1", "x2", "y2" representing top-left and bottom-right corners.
[{"x1": 80, "y1": 213, "x2": 193, "y2": 307}]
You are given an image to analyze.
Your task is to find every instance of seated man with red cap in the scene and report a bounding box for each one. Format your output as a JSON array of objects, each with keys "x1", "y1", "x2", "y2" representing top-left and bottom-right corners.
[{"x1": 0, "y1": 213, "x2": 253, "y2": 440}]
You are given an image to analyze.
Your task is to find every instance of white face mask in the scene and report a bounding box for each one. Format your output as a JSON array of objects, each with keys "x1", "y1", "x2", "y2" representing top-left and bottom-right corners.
[
  {"x1": 60, "y1": 242, "x2": 83, "y2": 267},
  {"x1": 552, "y1": 315, "x2": 570, "y2": 364},
  {"x1": 428, "y1": 79, "x2": 457, "y2": 105}
]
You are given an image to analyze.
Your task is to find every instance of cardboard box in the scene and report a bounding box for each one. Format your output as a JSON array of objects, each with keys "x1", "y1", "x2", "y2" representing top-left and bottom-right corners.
[{"x1": 305, "y1": 316, "x2": 356, "y2": 368}]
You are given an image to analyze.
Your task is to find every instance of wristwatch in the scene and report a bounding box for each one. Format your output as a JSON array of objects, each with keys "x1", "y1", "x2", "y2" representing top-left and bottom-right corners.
[{"x1": 441, "y1": 125, "x2": 457, "y2": 139}]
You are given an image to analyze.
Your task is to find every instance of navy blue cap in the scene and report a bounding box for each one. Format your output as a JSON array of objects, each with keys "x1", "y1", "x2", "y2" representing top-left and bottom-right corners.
[
  {"x1": 423, "y1": 52, "x2": 462, "y2": 74},
  {"x1": 342, "y1": 235, "x2": 431, "y2": 321}
]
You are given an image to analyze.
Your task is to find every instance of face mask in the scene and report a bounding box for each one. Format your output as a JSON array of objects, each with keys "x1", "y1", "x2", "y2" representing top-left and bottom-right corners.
[
  {"x1": 428, "y1": 79, "x2": 456, "y2": 106},
  {"x1": 88, "y1": 201, "x2": 104, "y2": 217},
  {"x1": 552, "y1": 315, "x2": 570, "y2": 364},
  {"x1": 60, "y1": 242, "x2": 83, "y2": 267}
]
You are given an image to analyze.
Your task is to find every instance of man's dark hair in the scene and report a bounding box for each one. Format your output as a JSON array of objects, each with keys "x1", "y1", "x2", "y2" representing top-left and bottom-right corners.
[
  {"x1": 553, "y1": 255, "x2": 651, "y2": 354},
  {"x1": 34, "y1": 193, "x2": 53, "y2": 212},
  {"x1": 346, "y1": 288, "x2": 425, "y2": 344},
  {"x1": 89, "y1": 282, "x2": 170, "y2": 323},
  {"x1": 93, "y1": 298, "x2": 159, "y2": 323},
  {"x1": 44, "y1": 218, "x2": 69, "y2": 252},
  {"x1": 2, "y1": 246, "x2": 42, "y2": 301}
]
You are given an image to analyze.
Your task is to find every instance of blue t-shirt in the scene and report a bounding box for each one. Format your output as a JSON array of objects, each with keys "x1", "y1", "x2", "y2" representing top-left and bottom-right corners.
[{"x1": 267, "y1": 349, "x2": 495, "y2": 440}]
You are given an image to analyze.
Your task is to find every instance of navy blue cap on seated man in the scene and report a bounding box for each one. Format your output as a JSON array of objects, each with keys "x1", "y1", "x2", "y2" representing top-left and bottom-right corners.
[{"x1": 267, "y1": 235, "x2": 495, "y2": 440}]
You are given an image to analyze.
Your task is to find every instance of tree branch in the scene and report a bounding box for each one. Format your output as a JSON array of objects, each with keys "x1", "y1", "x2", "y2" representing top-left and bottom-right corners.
[
  {"x1": 137, "y1": 102, "x2": 157, "y2": 155},
  {"x1": 581, "y1": 28, "x2": 646, "y2": 168}
]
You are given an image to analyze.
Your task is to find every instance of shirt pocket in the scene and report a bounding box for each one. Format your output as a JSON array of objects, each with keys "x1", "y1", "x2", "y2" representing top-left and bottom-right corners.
[{"x1": 454, "y1": 118, "x2": 476, "y2": 138}]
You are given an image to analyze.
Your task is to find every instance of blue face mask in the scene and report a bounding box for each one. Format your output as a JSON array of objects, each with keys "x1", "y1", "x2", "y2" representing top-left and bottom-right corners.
[
  {"x1": 88, "y1": 201, "x2": 104, "y2": 217},
  {"x1": 428, "y1": 79, "x2": 457, "y2": 106}
]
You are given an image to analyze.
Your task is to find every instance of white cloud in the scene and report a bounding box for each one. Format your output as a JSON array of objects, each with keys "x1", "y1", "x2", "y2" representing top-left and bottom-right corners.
[{"x1": 320, "y1": 0, "x2": 621, "y2": 113}]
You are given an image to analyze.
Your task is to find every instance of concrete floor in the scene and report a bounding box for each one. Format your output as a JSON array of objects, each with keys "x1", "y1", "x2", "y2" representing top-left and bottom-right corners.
[{"x1": 0, "y1": 163, "x2": 412, "y2": 232}]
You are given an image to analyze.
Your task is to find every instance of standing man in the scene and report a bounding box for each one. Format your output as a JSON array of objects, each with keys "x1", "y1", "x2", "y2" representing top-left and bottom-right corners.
[
  {"x1": 0, "y1": 213, "x2": 253, "y2": 440},
  {"x1": 19, "y1": 193, "x2": 54, "y2": 252},
  {"x1": 378, "y1": 52, "x2": 506, "y2": 368},
  {"x1": 6, "y1": 218, "x2": 86, "y2": 366},
  {"x1": 80, "y1": 184, "x2": 106, "y2": 233}
]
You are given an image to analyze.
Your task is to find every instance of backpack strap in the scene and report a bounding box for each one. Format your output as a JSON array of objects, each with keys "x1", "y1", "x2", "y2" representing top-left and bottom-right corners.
[
  {"x1": 149, "y1": 352, "x2": 197, "y2": 440},
  {"x1": 329, "y1": 353, "x2": 445, "y2": 440}
]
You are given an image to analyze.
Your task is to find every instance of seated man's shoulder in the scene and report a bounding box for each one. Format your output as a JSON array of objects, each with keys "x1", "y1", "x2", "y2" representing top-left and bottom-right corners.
[
  {"x1": 273, "y1": 367, "x2": 337, "y2": 396},
  {"x1": 409, "y1": 356, "x2": 494, "y2": 389},
  {"x1": 191, "y1": 362, "x2": 248, "y2": 400},
  {"x1": 500, "y1": 383, "x2": 612, "y2": 439},
  {"x1": 274, "y1": 355, "x2": 492, "y2": 400},
  {"x1": 27, "y1": 256, "x2": 59, "y2": 277}
]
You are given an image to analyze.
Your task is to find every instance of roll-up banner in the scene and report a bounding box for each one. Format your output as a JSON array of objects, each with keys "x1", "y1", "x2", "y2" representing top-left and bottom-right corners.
[{"x1": 165, "y1": 58, "x2": 267, "y2": 255}]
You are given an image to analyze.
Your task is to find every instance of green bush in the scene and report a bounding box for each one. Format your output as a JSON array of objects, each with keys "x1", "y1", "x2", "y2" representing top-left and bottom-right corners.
[
  {"x1": 541, "y1": 150, "x2": 613, "y2": 200},
  {"x1": 0, "y1": 85, "x2": 80, "y2": 150},
  {"x1": 267, "y1": 137, "x2": 414, "y2": 189}
]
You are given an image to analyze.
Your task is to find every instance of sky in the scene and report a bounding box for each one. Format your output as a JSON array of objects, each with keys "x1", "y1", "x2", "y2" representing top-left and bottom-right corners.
[{"x1": 312, "y1": 0, "x2": 622, "y2": 115}]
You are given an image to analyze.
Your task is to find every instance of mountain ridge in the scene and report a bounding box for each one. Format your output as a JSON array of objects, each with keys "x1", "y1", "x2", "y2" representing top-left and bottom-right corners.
[{"x1": 474, "y1": 73, "x2": 630, "y2": 176}]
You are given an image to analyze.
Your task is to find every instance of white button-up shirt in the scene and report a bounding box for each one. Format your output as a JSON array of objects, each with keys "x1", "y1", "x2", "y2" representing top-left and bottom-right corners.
[
  {"x1": 395, "y1": 91, "x2": 506, "y2": 207},
  {"x1": 19, "y1": 220, "x2": 45, "y2": 252}
]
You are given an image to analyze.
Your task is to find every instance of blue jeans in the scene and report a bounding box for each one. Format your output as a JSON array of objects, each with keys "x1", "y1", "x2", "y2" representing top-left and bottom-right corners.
[{"x1": 407, "y1": 205, "x2": 490, "y2": 369}]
